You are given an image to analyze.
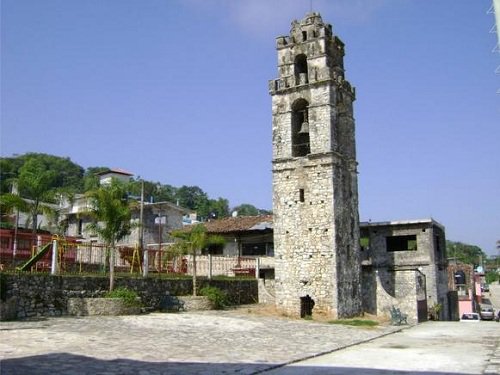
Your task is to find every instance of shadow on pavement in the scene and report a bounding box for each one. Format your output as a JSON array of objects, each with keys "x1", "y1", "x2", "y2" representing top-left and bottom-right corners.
[{"x1": 0, "y1": 352, "x2": 479, "y2": 375}]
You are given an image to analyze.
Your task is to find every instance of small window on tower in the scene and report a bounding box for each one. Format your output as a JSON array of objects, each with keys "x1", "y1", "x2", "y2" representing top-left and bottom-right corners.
[
  {"x1": 299, "y1": 189, "x2": 305, "y2": 202},
  {"x1": 302, "y1": 31, "x2": 307, "y2": 41}
]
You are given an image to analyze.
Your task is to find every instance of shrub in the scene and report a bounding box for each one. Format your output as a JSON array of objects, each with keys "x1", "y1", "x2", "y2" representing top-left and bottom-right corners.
[
  {"x1": 485, "y1": 271, "x2": 499, "y2": 285},
  {"x1": 199, "y1": 286, "x2": 229, "y2": 310},
  {"x1": 104, "y1": 287, "x2": 141, "y2": 307}
]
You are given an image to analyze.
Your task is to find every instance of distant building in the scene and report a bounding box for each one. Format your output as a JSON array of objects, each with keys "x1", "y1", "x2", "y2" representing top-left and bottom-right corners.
[
  {"x1": 97, "y1": 168, "x2": 134, "y2": 185},
  {"x1": 63, "y1": 197, "x2": 188, "y2": 248},
  {"x1": 447, "y1": 260, "x2": 476, "y2": 320}
]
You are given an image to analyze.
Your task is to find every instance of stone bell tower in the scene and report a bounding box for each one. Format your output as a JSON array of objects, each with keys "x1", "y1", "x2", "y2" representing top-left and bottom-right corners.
[{"x1": 269, "y1": 13, "x2": 362, "y2": 318}]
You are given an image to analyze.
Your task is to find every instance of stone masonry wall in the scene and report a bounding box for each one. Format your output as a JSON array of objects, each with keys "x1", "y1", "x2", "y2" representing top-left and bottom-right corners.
[
  {"x1": 271, "y1": 13, "x2": 361, "y2": 319},
  {"x1": 0, "y1": 273, "x2": 257, "y2": 320},
  {"x1": 369, "y1": 269, "x2": 419, "y2": 324}
]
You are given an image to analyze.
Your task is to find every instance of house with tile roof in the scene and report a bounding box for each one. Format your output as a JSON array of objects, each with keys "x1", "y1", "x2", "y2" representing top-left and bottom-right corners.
[{"x1": 181, "y1": 215, "x2": 275, "y2": 279}]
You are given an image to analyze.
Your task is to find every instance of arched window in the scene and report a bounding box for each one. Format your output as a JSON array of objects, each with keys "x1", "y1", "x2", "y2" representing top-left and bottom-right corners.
[
  {"x1": 291, "y1": 98, "x2": 310, "y2": 157},
  {"x1": 294, "y1": 54, "x2": 308, "y2": 85},
  {"x1": 454, "y1": 270, "x2": 466, "y2": 286}
]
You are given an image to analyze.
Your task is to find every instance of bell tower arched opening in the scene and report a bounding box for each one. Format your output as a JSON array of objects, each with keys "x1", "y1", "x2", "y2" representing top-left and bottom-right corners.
[
  {"x1": 291, "y1": 98, "x2": 310, "y2": 157},
  {"x1": 294, "y1": 54, "x2": 308, "y2": 85}
]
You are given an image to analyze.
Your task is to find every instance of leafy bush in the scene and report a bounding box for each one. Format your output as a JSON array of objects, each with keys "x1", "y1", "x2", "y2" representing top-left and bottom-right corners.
[
  {"x1": 485, "y1": 271, "x2": 499, "y2": 285},
  {"x1": 0, "y1": 222, "x2": 13, "y2": 229},
  {"x1": 199, "y1": 286, "x2": 229, "y2": 310},
  {"x1": 104, "y1": 287, "x2": 141, "y2": 307}
]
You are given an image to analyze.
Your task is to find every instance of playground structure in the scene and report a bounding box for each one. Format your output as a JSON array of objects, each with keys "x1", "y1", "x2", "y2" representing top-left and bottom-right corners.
[{"x1": 0, "y1": 228, "x2": 262, "y2": 278}]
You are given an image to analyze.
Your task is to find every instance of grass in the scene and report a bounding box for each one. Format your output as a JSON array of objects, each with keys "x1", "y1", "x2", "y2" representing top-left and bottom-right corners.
[
  {"x1": 328, "y1": 319, "x2": 379, "y2": 327},
  {"x1": 104, "y1": 287, "x2": 142, "y2": 307}
]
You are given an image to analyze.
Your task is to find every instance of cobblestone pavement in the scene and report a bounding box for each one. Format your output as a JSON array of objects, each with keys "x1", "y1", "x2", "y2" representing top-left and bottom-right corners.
[{"x1": 0, "y1": 308, "x2": 402, "y2": 375}]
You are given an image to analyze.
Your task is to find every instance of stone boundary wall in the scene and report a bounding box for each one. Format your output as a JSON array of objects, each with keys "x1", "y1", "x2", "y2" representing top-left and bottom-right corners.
[
  {"x1": 375, "y1": 269, "x2": 419, "y2": 324},
  {"x1": 67, "y1": 298, "x2": 142, "y2": 316},
  {"x1": 0, "y1": 273, "x2": 258, "y2": 320},
  {"x1": 258, "y1": 279, "x2": 276, "y2": 304}
]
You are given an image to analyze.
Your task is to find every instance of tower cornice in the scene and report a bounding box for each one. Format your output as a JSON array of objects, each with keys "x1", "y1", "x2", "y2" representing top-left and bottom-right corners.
[{"x1": 269, "y1": 77, "x2": 355, "y2": 99}]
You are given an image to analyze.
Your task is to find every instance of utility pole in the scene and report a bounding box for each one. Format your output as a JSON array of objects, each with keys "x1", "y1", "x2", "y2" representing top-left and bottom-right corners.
[{"x1": 140, "y1": 180, "x2": 148, "y2": 277}]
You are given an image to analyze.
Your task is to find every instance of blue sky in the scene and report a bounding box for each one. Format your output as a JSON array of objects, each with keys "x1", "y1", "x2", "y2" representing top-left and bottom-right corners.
[{"x1": 1, "y1": 0, "x2": 499, "y2": 256}]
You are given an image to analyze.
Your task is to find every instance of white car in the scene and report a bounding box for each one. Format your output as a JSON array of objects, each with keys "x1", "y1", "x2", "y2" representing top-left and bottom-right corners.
[
  {"x1": 460, "y1": 313, "x2": 480, "y2": 322},
  {"x1": 479, "y1": 306, "x2": 495, "y2": 320}
]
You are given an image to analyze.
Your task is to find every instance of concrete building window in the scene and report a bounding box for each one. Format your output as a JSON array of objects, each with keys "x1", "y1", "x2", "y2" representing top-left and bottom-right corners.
[
  {"x1": 242, "y1": 242, "x2": 273, "y2": 256},
  {"x1": 203, "y1": 244, "x2": 224, "y2": 255},
  {"x1": 302, "y1": 31, "x2": 307, "y2": 41},
  {"x1": 386, "y1": 235, "x2": 417, "y2": 252},
  {"x1": 454, "y1": 270, "x2": 468, "y2": 297},
  {"x1": 294, "y1": 54, "x2": 308, "y2": 85},
  {"x1": 78, "y1": 219, "x2": 83, "y2": 235},
  {"x1": 360, "y1": 237, "x2": 370, "y2": 251},
  {"x1": 291, "y1": 98, "x2": 311, "y2": 157},
  {"x1": 454, "y1": 270, "x2": 466, "y2": 286}
]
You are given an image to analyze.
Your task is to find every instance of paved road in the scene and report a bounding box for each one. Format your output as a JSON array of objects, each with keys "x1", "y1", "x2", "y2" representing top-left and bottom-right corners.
[
  {"x1": 265, "y1": 321, "x2": 500, "y2": 375},
  {"x1": 485, "y1": 282, "x2": 500, "y2": 312},
  {"x1": 266, "y1": 283, "x2": 500, "y2": 374},
  {"x1": 1, "y1": 307, "x2": 498, "y2": 375}
]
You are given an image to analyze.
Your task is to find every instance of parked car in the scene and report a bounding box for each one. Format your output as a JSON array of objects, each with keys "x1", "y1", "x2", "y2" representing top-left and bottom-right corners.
[
  {"x1": 480, "y1": 306, "x2": 495, "y2": 320},
  {"x1": 481, "y1": 283, "x2": 490, "y2": 292},
  {"x1": 460, "y1": 313, "x2": 480, "y2": 322}
]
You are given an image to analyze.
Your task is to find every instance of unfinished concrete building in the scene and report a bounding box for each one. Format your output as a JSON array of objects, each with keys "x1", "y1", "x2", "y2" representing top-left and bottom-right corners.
[
  {"x1": 270, "y1": 13, "x2": 362, "y2": 318},
  {"x1": 360, "y1": 219, "x2": 449, "y2": 322}
]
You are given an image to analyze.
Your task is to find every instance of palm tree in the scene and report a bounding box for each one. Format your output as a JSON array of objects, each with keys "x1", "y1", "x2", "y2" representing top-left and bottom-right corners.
[
  {"x1": 171, "y1": 224, "x2": 225, "y2": 296},
  {"x1": 86, "y1": 179, "x2": 133, "y2": 291},
  {"x1": 0, "y1": 159, "x2": 58, "y2": 242}
]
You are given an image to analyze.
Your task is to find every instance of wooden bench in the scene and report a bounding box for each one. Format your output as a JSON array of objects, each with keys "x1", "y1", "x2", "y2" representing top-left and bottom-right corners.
[
  {"x1": 232, "y1": 267, "x2": 256, "y2": 277},
  {"x1": 159, "y1": 295, "x2": 185, "y2": 312},
  {"x1": 390, "y1": 306, "x2": 408, "y2": 325}
]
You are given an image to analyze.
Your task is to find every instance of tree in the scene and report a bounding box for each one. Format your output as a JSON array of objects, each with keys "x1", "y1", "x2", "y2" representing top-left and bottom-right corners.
[
  {"x1": 0, "y1": 193, "x2": 28, "y2": 229},
  {"x1": 18, "y1": 159, "x2": 59, "y2": 237},
  {"x1": 205, "y1": 198, "x2": 230, "y2": 220},
  {"x1": 1, "y1": 153, "x2": 84, "y2": 195},
  {"x1": 232, "y1": 203, "x2": 260, "y2": 216},
  {"x1": 0, "y1": 157, "x2": 23, "y2": 194},
  {"x1": 83, "y1": 167, "x2": 109, "y2": 191},
  {"x1": 446, "y1": 240, "x2": 487, "y2": 266},
  {"x1": 86, "y1": 179, "x2": 133, "y2": 291},
  {"x1": 0, "y1": 158, "x2": 62, "y2": 240},
  {"x1": 127, "y1": 179, "x2": 178, "y2": 203},
  {"x1": 170, "y1": 224, "x2": 225, "y2": 296},
  {"x1": 175, "y1": 185, "x2": 208, "y2": 212}
]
